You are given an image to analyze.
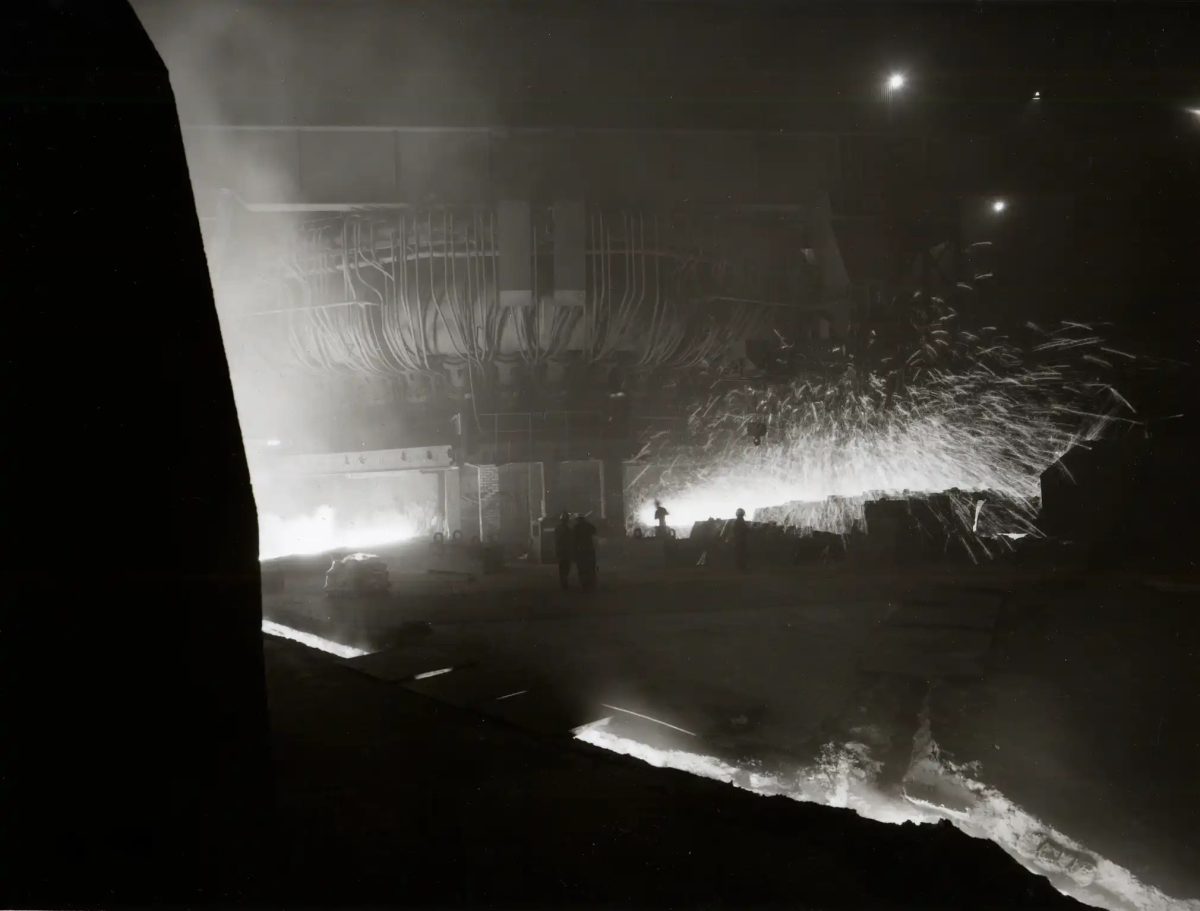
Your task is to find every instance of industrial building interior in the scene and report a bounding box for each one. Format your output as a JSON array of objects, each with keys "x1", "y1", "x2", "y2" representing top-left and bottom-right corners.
[{"x1": 5, "y1": 2, "x2": 1199, "y2": 911}]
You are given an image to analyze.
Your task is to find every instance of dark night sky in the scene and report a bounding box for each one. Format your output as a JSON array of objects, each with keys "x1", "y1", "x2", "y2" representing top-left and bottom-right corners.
[{"x1": 134, "y1": 1, "x2": 1200, "y2": 134}]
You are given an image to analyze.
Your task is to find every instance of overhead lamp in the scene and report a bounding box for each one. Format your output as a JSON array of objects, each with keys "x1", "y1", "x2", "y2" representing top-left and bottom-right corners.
[
  {"x1": 991, "y1": 199, "x2": 1008, "y2": 214},
  {"x1": 886, "y1": 72, "x2": 907, "y2": 92}
]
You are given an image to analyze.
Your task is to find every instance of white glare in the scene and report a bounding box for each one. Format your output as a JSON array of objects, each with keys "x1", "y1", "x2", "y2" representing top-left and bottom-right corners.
[
  {"x1": 261, "y1": 619, "x2": 368, "y2": 659},
  {"x1": 992, "y1": 199, "x2": 1008, "y2": 213},
  {"x1": 886, "y1": 72, "x2": 906, "y2": 91},
  {"x1": 265, "y1": 439, "x2": 282, "y2": 447},
  {"x1": 573, "y1": 715, "x2": 1190, "y2": 911},
  {"x1": 412, "y1": 667, "x2": 454, "y2": 680},
  {"x1": 258, "y1": 505, "x2": 418, "y2": 560}
]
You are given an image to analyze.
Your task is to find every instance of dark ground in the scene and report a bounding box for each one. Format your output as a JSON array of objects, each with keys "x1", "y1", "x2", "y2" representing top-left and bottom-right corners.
[
  {"x1": 263, "y1": 633, "x2": 1079, "y2": 910},
  {"x1": 263, "y1": 543, "x2": 1200, "y2": 910}
]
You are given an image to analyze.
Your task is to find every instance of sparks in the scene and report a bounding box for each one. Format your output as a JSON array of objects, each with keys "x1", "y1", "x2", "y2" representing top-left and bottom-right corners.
[
  {"x1": 599, "y1": 704, "x2": 698, "y2": 736},
  {"x1": 628, "y1": 312, "x2": 1140, "y2": 554}
]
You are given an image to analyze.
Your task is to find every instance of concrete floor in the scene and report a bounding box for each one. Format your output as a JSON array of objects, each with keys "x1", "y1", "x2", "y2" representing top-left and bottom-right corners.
[{"x1": 263, "y1": 542, "x2": 1200, "y2": 911}]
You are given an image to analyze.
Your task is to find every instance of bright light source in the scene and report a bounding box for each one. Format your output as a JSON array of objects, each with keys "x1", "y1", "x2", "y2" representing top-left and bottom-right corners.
[
  {"x1": 258, "y1": 504, "x2": 420, "y2": 560},
  {"x1": 572, "y1": 717, "x2": 1166, "y2": 911},
  {"x1": 1188, "y1": 108, "x2": 1200, "y2": 118},
  {"x1": 991, "y1": 199, "x2": 1008, "y2": 214},
  {"x1": 1032, "y1": 90, "x2": 1042, "y2": 101},
  {"x1": 886, "y1": 72, "x2": 907, "y2": 92},
  {"x1": 261, "y1": 619, "x2": 368, "y2": 659},
  {"x1": 265, "y1": 438, "x2": 282, "y2": 447},
  {"x1": 413, "y1": 667, "x2": 454, "y2": 680}
]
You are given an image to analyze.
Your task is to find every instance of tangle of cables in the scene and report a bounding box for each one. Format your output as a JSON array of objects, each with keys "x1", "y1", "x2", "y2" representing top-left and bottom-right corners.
[
  {"x1": 243, "y1": 209, "x2": 806, "y2": 379},
  {"x1": 579, "y1": 211, "x2": 773, "y2": 369}
]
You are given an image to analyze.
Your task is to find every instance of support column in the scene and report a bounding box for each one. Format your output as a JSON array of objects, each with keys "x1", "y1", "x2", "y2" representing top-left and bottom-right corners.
[
  {"x1": 811, "y1": 192, "x2": 853, "y2": 336},
  {"x1": 603, "y1": 459, "x2": 624, "y2": 531},
  {"x1": 544, "y1": 459, "x2": 563, "y2": 517},
  {"x1": 478, "y1": 463, "x2": 502, "y2": 544},
  {"x1": 553, "y1": 199, "x2": 586, "y2": 309},
  {"x1": 461, "y1": 464, "x2": 482, "y2": 542},
  {"x1": 444, "y1": 467, "x2": 461, "y2": 537},
  {"x1": 550, "y1": 198, "x2": 587, "y2": 353},
  {"x1": 497, "y1": 200, "x2": 533, "y2": 310}
]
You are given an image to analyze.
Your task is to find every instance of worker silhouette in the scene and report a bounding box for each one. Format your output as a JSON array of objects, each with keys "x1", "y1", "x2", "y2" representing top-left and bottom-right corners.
[
  {"x1": 732, "y1": 507, "x2": 749, "y2": 572},
  {"x1": 654, "y1": 500, "x2": 669, "y2": 537},
  {"x1": 573, "y1": 514, "x2": 598, "y2": 591},
  {"x1": 555, "y1": 511, "x2": 573, "y2": 590}
]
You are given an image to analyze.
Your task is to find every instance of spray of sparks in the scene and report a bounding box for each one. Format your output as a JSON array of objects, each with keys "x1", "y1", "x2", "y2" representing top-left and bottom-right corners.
[{"x1": 630, "y1": 308, "x2": 1140, "y2": 558}]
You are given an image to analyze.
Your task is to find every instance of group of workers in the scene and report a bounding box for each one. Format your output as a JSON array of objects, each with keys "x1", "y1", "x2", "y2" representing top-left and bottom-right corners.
[
  {"x1": 554, "y1": 511, "x2": 598, "y2": 590},
  {"x1": 554, "y1": 500, "x2": 751, "y2": 591}
]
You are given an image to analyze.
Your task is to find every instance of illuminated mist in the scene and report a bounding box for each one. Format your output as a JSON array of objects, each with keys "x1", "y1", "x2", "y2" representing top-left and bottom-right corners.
[
  {"x1": 131, "y1": 1, "x2": 477, "y2": 560},
  {"x1": 257, "y1": 505, "x2": 422, "y2": 560}
]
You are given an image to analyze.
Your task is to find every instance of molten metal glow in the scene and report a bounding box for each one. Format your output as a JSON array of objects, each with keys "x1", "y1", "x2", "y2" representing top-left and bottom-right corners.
[
  {"x1": 413, "y1": 667, "x2": 454, "y2": 680},
  {"x1": 573, "y1": 715, "x2": 1192, "y2": 911},
  {"x1": 258, "y1": 505, "x2": 418, "y2": 559},
  {"x1": 631, "y1": 316, "x2": 1137, "y2": 552},
  {"x1": 261, "y1": 619, "x2": 368, "y2": 659}
]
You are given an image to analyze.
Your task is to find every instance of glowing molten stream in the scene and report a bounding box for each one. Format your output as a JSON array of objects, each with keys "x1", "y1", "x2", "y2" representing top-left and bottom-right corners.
[
  {"x1": 258, "y1": 505, "x2": 418, "y2": 559},
  {"x1": 573, "y1": 716, "x2": 1192, "y2": 911}
]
